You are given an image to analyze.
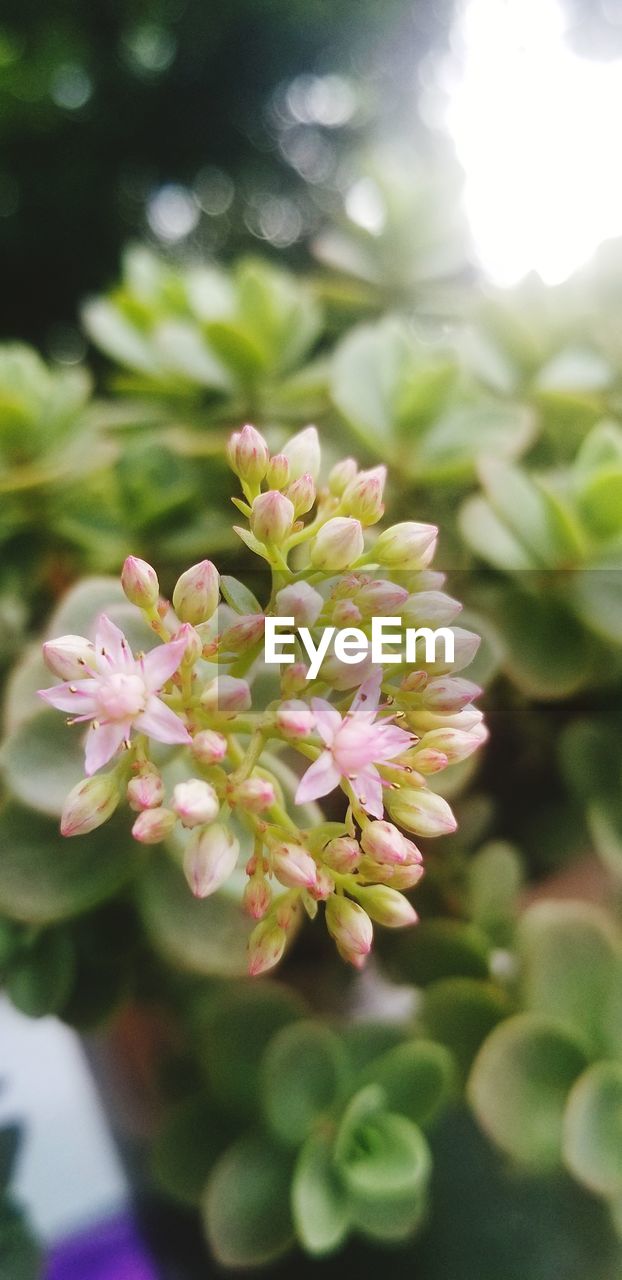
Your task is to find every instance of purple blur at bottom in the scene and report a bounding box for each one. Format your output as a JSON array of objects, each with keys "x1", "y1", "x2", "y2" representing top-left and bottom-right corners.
[{"x1": 44, "y1": 1214, "x2": 159, "y2": 1280}]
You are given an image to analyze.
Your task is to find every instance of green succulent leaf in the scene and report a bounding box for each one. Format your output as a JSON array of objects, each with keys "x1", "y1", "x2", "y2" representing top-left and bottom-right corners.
[
  {"x1": 362, "y1": 1038, "x2": 456, "y2": 1129},
  {"x1": 152, "y1": 1095, "x2": 234, "y2": 1207},
  {"x1": 420, "y1": 978, "x2": 512, "y2": 1082},
  {"x1": 261, "y1": 1020, "x2": 349, "y2": 1147},
  {"x1": 6, "y1": 929, "x2": 75, "y2": 1018},
  {"x1": 219, "y1": 575, "x2": 263, "y2": 615},
  {"x1": 0, "y1": 710, "x2": 86, "y2": 817},
  {"x1": 291, "y1": 1130, "x2": 350, "y2": 1255},
  {"x1": 195, "y1": 983, "x2": 306, "y2": 1119},
  {"x1": 466, "y1": 841, "x2": 523, "y2": 944},
  {"x1": 337, "y1": 1108, "x2": 432, "y2": 1242},
  {"x1": 563, "y1": 1062, "x2": 622, "y2": 1197},
  {"x1": 203, "y1": 1133, "x2": 294, "y2": 1268},
  {"x1": 139, "y1": 852, "x2": 254, "y2": 978},
  {"x1": 385, "y1": 918, "x2": 491, "y2": 987}
]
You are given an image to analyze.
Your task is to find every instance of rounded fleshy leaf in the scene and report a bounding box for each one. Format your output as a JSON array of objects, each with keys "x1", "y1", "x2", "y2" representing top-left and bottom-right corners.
[
  {"x1": 261, "y1": 1021, "x2": 349, "y2": 1147},
  {"x1": 563, "y1": 1062, "x2": 622, "y2": 1197},
  {"x1": 203, "y1": 1134, "x2": 294, "y2": 1268}
]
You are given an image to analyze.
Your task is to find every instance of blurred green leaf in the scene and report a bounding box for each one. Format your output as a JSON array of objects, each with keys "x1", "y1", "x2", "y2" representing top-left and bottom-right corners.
[
  {"x1": 139, "y1": 852, "x2": 253, "y2": 978},
  {"x1": 563, "y1": 1062, "x2": 622, "y2": 1197},
  {"x1": 196, "y1": 982, "x2": 306, "y2": 1119},
  {"x1": 152, "y1": 1095, "x2": 234, "y2": 1207},
  {"x1": 204, "y1": 1133, "x2": 294, "y2": 1267},
  {"x1": 362, "y1": 1038, "x2": 456, "y2": 1129},
  {"x1": 261, "y1": 1021, "x2": 349, "y2": 1147},
  {"x1": 420, "y1": 978, "x2": 512, "y2": 1081},
  {"x1": 6, "y1": 928, "x2": 75, "y2": 1018},
  {"x1": 291, "y1": 1130, "x2": 350, "y2": 1255}
]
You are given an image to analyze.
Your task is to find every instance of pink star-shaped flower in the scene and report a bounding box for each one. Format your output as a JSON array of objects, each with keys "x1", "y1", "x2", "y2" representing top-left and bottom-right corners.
[
  {"x1": 39, "y1": 614, "x2": 191, "y2": 775},
  {"x1": 295, "y1": 669, "x2": 413, "y2": 819}
]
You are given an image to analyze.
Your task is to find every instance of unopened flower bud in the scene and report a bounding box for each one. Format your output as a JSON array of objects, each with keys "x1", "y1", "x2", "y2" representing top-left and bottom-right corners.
[
  {"x1": 322, "y1": 836, "x2": 360, "y2": 873},
  {"x1": 310, "y1": 517, "x2": 364, "y2": 571},
  {"x1": 282, "y1": 425, "x2": 321, "y2": 481},
  {"x1": 266, "y1": 453, "x2": 290, "y2": 489},
  {"x1": 287, "y1": 472, "x2": 316, "y2": 517},
  {"x1": 219, "y1": 613, "x2": 265, "y2": 657},
  {"x1": 234, "y1": 776, "x2": 276, "y2": 813},
  {"x1": 127, "y1": 767, "x2": 164, "y2": 812},
  {"x1": 320, "y1": 650, "x2": 374, "y2": 690},
  {"x1": 247, "y1": 917, "x2": 287, "y2": 976},
  {"x1": 354, "y1": 884, "x2": 418, "y2": 928},
  {"x1": 174, "y1": 623, "x2": 203, "y2": 666},
  {"x1": 382, "y1": 861, "x2": 425, "y2": 891},
  {"x1": 310, "y1": 866, "x2": 335, "y2": 901},
  {"x1": 121, "y1": 556, "x2": 159, "y2": 609},
  {"x1": 356, "y1": 580, "x2": 409, "y2": 616},
  {"x1": 342, "y1": 466, "x2": 386, "y2": 525},
  {"x1": 276, "y1": 699, "x2": 316, "y2": 739},
  {"x1": 228, "y1": 424, "x2": 269, "y2": 485},
  {"x1": 272, "y1": 842, "x2": 318, "y2": 890},
  {"x1": 243, "y1": 873, "x2": 272, "y2": 919},
  {"x1": 402, "y1": 591, "x2": 462, "y2": 627},
  {"x1": 191, "y1": 730, "x2": 228, "y2": 764},
  {"x1": 183, "y1": 823, "x2": 239, "y2": 897},
  {"x1": 407, "y1": 747, "x2": 448, "y2": 774},
  {"x1": 325, "y1": 896, "x2": 373, "y2": 968},
  {"x1": 200, "y1": 675, "x2": 251, "y2": 716},
  {"x1": 401, "y1": 670, "x2": 428, "y2": 693},
  {"x1": 43, "y1": 634, "x2": 97, "y2": 680},
  {"x1": 331, "y1": 600, "x2": 362, "y2": 627},
  {"x1": 281, "y1": 662, "x2": 309, "y2": 695},
  {"x1": 131, "y1": 807, "x2": 176, "y2": 844},
  {"x1": 173, "y1": 779, "x2": 220, "y2": 827},
  {"x1": 430, "y1": 627, "x2": 480, "y2": 675},
  {"x1": 387, "y1": 786, "x2": 457, "y2": 837},
  {"x1": 173, "y1": 560, "x2": 220, "y2": 625},
  {"x1": 250, "y1": 491, "x2": 295, "y2": 544},
  {"x1": 361, "y1": 820, "x2": 410, "y2": 865},
  {"x1": 417, "y1": 725, "x2": 488, "y2": 763},
  {"x1": 374, "y1": 522, "x2": 438, "y2": 570},
  {"x1": 328, "y1": 456, "x2": 357, "y2": 496},
  {"x1": 60, "y1": 773, "x2": 120, "y2": 837},
  {"x1": 275, "y1": 582, "x2": 323, "y2": 627},
  {"x1": 422, "y1": 677, "x2": 481, "y2": 713}
]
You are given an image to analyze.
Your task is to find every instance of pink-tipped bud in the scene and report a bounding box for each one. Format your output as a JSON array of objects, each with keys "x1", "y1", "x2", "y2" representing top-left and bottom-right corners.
[
  {"x1": 218, "y1": 613, "x2": 265, "y2": 658},
  {"x1": 332, "y1": 600, "x2": 363, "y2": 626},
  {"x1": 401, "y1": 670, "x2": 428, "y2": 693},
  {"x1": 60, "y1": 773, "x2": 120, "y2": 837},
  {"x1": 121, "y1": 556, "x2": 159, "y2": 609},
  {"x1": 287, "y1": 472, "x2": 316, "y2": 517},
  {"x1": 360, "y1": 820, "x2": 410, "y2": 865},
  {"x1": 310, "y1": 517, "x2": 364, "y2": 570},
  {"x1": 250, "y1": 491, "x2": 295, "y2": 544},
  {"x1": 430, "y1": 627, "x2": 481, "y2": 675},
  {"x1": 266, "y1": 452, "x2": 290, "y2": 489},
  {"x1": 276, "y1": 699, "x2": 316, "y2": 739},
  {"x1": 174, "y1": 623, "x2": 203, "y2": 666},
  {"x1": 387, "y1": 786, "x2": 457, "y2": 837},
  {"x1": 183, "y1": 823, "x2": 239, "y2": 898},
  {"x1": 172, "y1": 779, "x2": 220, "y2": 828},
  {"x1": 200, "y1": 675, "x2": 251, "y2": 716},
  {"x1": 374, "y1": 521, "x2": 438, "y2": 570},
  {"x1": 418, "y1": 725, "x2": 488, "y2": 763},
  {"x1": 43, "y1": 634, "x2": 97, "y2": 681},
  {"x1": 383, "y1": 861, "x2": 425, "y2": 890},
  {"x1": 354, "y1": 885, "x2": 418, "y2": 928},
  {"x1": 275, "y1": 582, "x2": 323, "y2": 627},
  {"x1": 356, "y1": 580, "x2": 409, "y2": 617},
  {"x1": 191, "y1": 730, "x2": 228, "y2": 764},
  {"x1": 320, "y1": 651, "x2": 375, "y2": 690},
  {"x1": 173, "y1": 560, "x2": 220, "y2": 625},
  {"x1": 422, "y1": 677, "x2": 482, "y2": 713},
  {"x1": 131, "y1": 807, "x2": 176, "y2": 844},
  {"x1": 342, "y1": 466, "x2": 386, "y2": 525},
  {"x1": 310, "y1": 866, "x2": 335, "y2": 901},
  {"x1": 243, "y1": 873, "x2": 272, "y2": 920},
  {"x1": 228, "y1": 424, "x2": 269, "y2": 485},
  {"x1": 403, "y1": 591, "x2": 462, "y2": 627},
  {"x1": 322, "y1": 836, "x2": 360, "y2": 873},
  {"x1": 406, "y1": 747, "x2": 448, "y2": 774},
  {"x1": 281, "y1": 663, "x2": 309, "y2": 695},
  {"x1": 247, "y1": 917, "x2": 287, "y2": 976},
  {"x1": 127, "y1": 767, "x2": 164, "y2": 812},
  {"x1": 272, "y1": 842, "x2": 318, "y2": 890},
  {"x1": 234, "y1": 776, "x2": 276, "y2": 813},
  {"x1": 328, "y1": 456, "x2": 358, "y2": 497},
  {"x1": 282, "y1": 425, "x2": 321, "y2": 481},
  {"x1": 325, "y1": 896, "x2": 373, "y2": 967}
]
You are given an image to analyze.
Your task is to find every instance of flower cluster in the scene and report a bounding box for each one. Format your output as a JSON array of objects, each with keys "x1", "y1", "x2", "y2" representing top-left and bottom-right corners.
[{"x1": 39, "y1": 424, "x2": 487, "y2": 975}]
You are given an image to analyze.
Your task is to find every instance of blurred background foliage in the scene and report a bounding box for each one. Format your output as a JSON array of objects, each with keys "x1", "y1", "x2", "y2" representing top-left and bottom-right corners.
[{"x1": 3, "y1": 0, "x2": 622, "y2": 1273}]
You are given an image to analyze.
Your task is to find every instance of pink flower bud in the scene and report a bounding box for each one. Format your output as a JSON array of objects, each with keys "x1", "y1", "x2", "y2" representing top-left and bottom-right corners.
[
  {"x1": 328, "y1": 456, "x2": 358, "y2": 496},
  {"x1": 401, "y1": 671, "x2": 428, "y2": 693},
  {"x1": 281, "y1": 663, "x2": 309, "y2": 695},
  {"x1": 355, "y1": 580, "x2": 409, "y2": 616},
  {"x1": 322, "y1": 836, "x2": 360, "y2": 873},
  {"x1": 131, "y1": 807, "x2": 177, "y2": 844},
  {"x1": 127, "y1": 767, "x2": 164, "y2": 811},
  {"x1": 234, "y1": 776, "x2": 276, "y2": 812},
  {"x1": 121, "y1": 556, "x2": 160, "y2": 609},
  {"x1": 407, "y1": 747, "x2": 448, "y2": 774},
  {"x1": 387, "y1": 786, "x2": 457, "y2": 837},
  {"x1": 418, "y1": 725, "x2": 488, "y2": 763},
  {"x1": 429, "y1": 627, "x2": 481, "y2": 675},
  {"x1": 332, "y1": 600, "x2": 362, "y2": 626},
  {"x1": 374, "y1": 521, "x2": 438, "y2": 570},
  {"x1": 247, "y1": 917, "x2": 287, "y2": 976},
  {"x1": 354, "y1": 885, "x2": 418, "y2": 928},
  {"x1": 384, "y1": 861, "x2": 425, "y2": 890},
  {"x1": 361, "y1": 820, "x2": 410, "y2": 865},
  {"x1": 342, "y1": 466, "x2": 386, "y2": 525},
  {"x1": 422, "y1": 677, "x2": 481, "y2": 713},
  {"x1": 275, "y1": 582, "x2": 323, "y2": 627},
  {"x1": 218, "y1": 613, "x2": 265, "y2": 657},
  {"x1": 200, "y1": 675, "x2": 251, "y2": 716},
  {"x1": 287, "y1": 472, "x2": 316, "y2": 516},
  {"x1": 183, "y1": 823, "x2": 239, "y2": 897},
  {"x1": 325, "y1": 896, "x2": 373, "y2": 968},
  {"x1": 276, "y1": 699, "x2": 316, "y2": 739},
  {"x1": 173, "y1": 779, "x2": 220, "y2": 827},
  {"x1": 60, "y1": 773, "x2": 120, "y2": 837},
  {"x1": 43, "y1": 634, "x2": 97, "y2": 680},
  {"x1": 228, "y1": 424, "x2": 269, "y2": 485},
  {"x1": 310, "y1": 866, "x2": 335, "y2": 901},
  {"x1": 191, "y1": 730, "x2": 228, "y2": 764},
  {"x1": 173, "y1": 560, "x2": 220, "y2": 625},
  {"x1": 319, "y1": 651, "x2": 375, "y2": 690},
  {"x1": 243, "y1": 874, "x2": 272, "y2": 919},
  {"x1": 282, "y1": 425, "x2": 321, "y2": 481},
  {"x1": 402, "y1": 591, "x2": 462, "y2": 627},
  {"x1": 266, "y1": 453, "x2": 290, "y2": 489},
  {"x1": 310, "y1": 517, "x2": 364, "y2": 570},
  {"x1": 173, "y1": 623, "x2": 203, "y2": 666},
  {"x1": 272, "y1": 842, "x2": 318, "y2": 890},
  {"x1": 250, "y1": 491, "x2": 295, "y2": 544}
]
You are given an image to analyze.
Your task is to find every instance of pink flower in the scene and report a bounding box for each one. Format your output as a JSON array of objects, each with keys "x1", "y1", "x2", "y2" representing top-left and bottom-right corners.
[
  {"x1": 295, "y1": 669, "x2": 413, "y2": 819},
  {"x1": 39, "y1": 614, "x2": 191, "y2": 775}
]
